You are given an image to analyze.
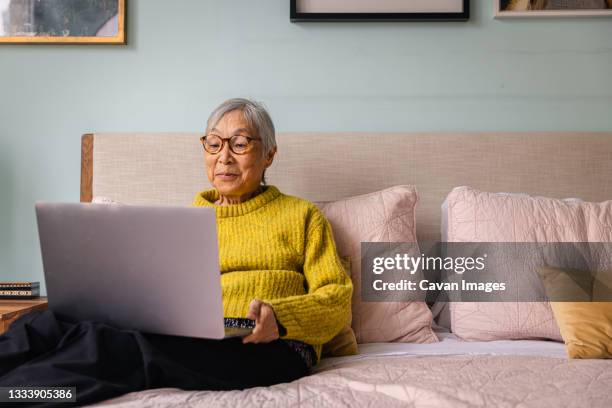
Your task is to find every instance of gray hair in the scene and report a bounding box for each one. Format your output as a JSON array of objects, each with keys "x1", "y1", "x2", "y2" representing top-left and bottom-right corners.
[{"x1": 206, "y1": 98, "x2": 277, "y2": 156}]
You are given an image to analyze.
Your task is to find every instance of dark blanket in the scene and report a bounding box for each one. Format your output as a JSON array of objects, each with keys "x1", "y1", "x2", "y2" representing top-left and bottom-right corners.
[{"x1": 0, "y1": 310, "x2": 307, "y2": 407}]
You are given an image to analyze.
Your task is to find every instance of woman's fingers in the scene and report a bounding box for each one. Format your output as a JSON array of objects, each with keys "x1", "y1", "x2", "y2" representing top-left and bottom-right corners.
[
  {"x1": 242, "y1": 331, "x2": 257, "y2": 343},
  {"x1": 243, "y1": 299, "x2": 263, "y2": 343},
  {"x1": 246, "y1": 299, "x2": 263, "y2": 320},
  {"x1": 242, "y1": 301, "x2": 279, "y2": 344}
]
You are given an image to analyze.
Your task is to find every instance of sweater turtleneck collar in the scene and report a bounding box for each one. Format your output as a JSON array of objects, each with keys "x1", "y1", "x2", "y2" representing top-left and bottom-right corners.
[{"x1": 194, "y1": 185, "x2": 281, "y2": 218}]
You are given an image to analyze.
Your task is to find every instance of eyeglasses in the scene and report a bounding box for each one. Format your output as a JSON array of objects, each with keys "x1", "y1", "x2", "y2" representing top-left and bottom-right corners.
[{"x1": 200, "y1": 134, "x2": 260, "y2": 155}]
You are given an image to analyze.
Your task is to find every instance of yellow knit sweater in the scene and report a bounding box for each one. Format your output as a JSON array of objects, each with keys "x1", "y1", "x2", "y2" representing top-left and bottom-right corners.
[{"x1": 192, "y1": 185, "x2": 352, "y2": 362}]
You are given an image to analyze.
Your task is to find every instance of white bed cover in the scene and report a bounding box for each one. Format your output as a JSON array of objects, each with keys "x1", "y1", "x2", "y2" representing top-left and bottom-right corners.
[{"x1": 315, "y1": 331, "x2": 568, "y2": 372}]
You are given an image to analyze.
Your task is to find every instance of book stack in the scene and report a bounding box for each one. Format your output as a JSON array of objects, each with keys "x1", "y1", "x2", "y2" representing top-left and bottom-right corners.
[{"x1": 0, "y1": 282, "x2": 41, "y2": 299}]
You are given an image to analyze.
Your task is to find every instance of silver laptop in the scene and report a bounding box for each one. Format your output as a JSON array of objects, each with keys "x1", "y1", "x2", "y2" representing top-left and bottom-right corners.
[{"x1": 35, "y1": 202, "x2": 254, "y2": 339}]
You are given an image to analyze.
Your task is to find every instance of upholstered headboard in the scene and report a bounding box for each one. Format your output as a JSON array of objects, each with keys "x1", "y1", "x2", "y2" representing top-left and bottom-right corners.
[{"x1": 81, "y1": 132, "x2": 612, "y2": 242}]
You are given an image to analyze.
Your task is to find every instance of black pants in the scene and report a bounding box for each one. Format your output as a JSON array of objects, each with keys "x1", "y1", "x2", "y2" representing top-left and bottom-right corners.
[{"x1": 0, "y1": 310, "x2": 309, "y2": 407}]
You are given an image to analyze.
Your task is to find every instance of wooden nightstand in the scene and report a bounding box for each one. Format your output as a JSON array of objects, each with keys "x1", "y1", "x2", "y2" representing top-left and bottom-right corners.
[{"x1": 0, "y1": 298, "x2": 48, "y2": 335}]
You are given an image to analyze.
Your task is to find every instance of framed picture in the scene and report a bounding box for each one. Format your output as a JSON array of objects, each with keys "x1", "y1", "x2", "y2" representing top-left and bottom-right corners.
[
  {"x1": 0, "y1": 0, "x2": 126, "y2": 44},
  {"x1": 495, "y1": 0, "x2": 612, "y2": 18},
  {"x1": 290, "y1": 0, "x2": 469, "y2": 22}
]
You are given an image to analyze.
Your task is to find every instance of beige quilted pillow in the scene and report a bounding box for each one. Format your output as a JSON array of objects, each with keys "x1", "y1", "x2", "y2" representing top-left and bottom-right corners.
[
  {"x1": 445, "y1": 186, "x2": 612, "y2": 341},
  {"x1": 317, "y1": 186, "x2": 438, "y2": 344}
]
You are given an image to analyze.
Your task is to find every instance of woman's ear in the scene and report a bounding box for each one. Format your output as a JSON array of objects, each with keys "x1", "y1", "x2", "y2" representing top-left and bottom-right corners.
[{"x1": 264, "y1": 147, "x2": 277, "y2": 169}]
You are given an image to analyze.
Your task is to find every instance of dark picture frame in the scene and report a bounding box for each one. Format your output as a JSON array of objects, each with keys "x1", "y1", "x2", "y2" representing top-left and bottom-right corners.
[{"x1": 290, "y1": 0, "x2": 469, "y2": 22}]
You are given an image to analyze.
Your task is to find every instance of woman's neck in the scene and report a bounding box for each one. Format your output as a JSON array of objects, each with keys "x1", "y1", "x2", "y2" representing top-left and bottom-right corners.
[{"x1": 215, "y1": 185, "x2": 264, "y2": 206}]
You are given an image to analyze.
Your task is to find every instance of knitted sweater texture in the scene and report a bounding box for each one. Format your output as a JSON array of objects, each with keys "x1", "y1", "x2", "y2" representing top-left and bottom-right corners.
[{"x1": 192, "y1": 185, "x2": 352, "y2": 361}]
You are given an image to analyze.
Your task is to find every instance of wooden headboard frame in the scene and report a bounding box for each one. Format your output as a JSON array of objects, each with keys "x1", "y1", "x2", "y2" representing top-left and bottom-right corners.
[{"x1": 81, "y1": 134, "x2": 94, "y2": 202}]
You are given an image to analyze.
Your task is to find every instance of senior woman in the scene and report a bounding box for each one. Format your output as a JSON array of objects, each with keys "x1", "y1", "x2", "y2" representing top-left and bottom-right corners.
[{"x1": 0, "y1": 98, "x2": 352, "y2": 406}]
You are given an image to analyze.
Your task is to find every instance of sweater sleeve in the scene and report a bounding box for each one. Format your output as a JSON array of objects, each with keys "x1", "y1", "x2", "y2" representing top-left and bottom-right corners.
[{"x1": 263, "y1": 209, "x2": 353, "y2": 346}]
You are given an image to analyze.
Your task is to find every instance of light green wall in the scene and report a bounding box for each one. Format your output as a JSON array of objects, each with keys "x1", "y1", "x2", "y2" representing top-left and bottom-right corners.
[{"x1": 1, "y1": 0, "x2": 611, "y2": 293}]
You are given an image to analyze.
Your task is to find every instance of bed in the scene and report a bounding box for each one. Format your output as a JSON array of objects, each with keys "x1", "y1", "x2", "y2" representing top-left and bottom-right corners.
[
  {"x1": 82, "y1": 131, "x2": 612, "y2": 407},
  {"x1": 91, "y1": 331, "x2": 611, "y2": 407}
]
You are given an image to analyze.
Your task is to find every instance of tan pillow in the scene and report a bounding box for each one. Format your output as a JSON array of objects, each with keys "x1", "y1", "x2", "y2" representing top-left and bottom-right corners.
[
  {"x1": 323, "y1": 257, "x2": 358, "y2": 357},
  {"x1": 551, "y1": 302, "x2": 612, "y2": 359},
  {"x1": 322, "y1": 325, "x2": 358, "y2": 356},
  {"x1": 317, "y1": 185, "x2": 438, "y2": 344},
  {"x1": 593, "y1": 269, "x2": 612, "y2": 301},
  {"x1": 539, "y1": 266, "x2": 612, "y2": 358},
  {"x1": 537, "y1": 266, "x2": 593, "y2": 302}
]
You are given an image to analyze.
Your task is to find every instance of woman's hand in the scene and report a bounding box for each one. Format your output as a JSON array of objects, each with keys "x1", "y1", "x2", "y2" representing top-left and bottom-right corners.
[{"x1": 242, "y1": 299, "x2": 280, "y2": 344}]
